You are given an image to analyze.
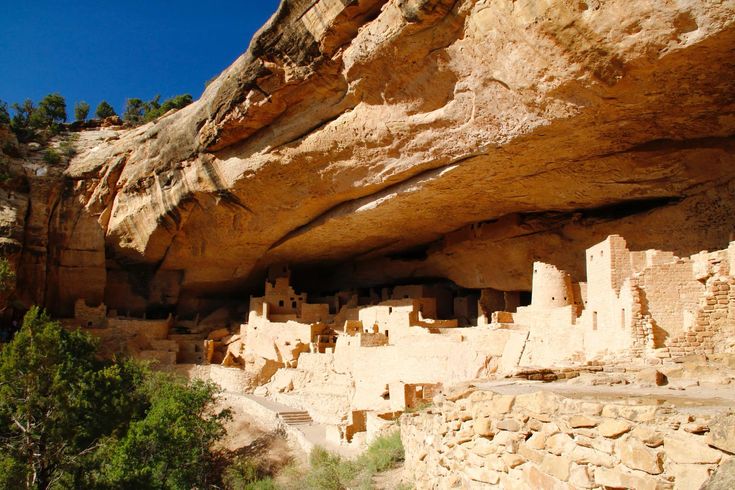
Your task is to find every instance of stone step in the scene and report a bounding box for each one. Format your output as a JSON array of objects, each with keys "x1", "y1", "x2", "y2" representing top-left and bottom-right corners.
[{"x1": 278, "y1": 411, "x2": 313, "y2": 425}]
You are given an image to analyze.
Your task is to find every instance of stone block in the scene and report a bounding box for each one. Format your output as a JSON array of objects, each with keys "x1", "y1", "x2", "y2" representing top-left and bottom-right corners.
[
  {"x1": 569, "y1": 463, "x2": 594, "y2": 489},
  {"x1": 546, "y1": 432, "x2": 575, "y2": 455},
  {"x1": 637, "y1": 368, "x2": 668, "y2": 386},
  {"x1": 671, "y1": 463, "x2": 715, "y2": 490},
  {"x1": 570, "y1": 445, "x2": 615, "y2": 468},
  {"x1": 568, "y1": 415, "x2": 598, "y2": 428},
  {"x1": 464, "y1": 466, "x2": 500, "y2": 484},
  {"x1": 598, "y1": 418, "x2": 632, "y2": 438},
  {"x1": 664, "y1": 434, "x2": 723, "y2": 464},
  {"x1": 616, "y1": 437, "x2": 663, "y2": 474},
  {"x1": 496, "y1": 418, "x2": 522, "y2": 432},
  {"x1": 594, "y1": 467, "x2": 661, "y2": 490},
  {"x1": 473, "y1": 417, "x2": 494, "y2": 437},
  {"x1": 706, "y1": 414, "x2": 735, "y2": 453},
  {"x1": 541, "y1": 453, "x2": 571, "y2": 481}
]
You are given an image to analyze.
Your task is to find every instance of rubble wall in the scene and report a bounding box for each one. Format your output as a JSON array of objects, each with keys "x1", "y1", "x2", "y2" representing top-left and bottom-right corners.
[{"x1": 402, "y1": 388, "x2": 733, "y2": 489}]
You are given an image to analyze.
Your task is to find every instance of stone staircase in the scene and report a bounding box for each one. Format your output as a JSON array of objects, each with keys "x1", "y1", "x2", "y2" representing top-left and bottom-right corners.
[{"x1": 278, "y1": 410, "x2": 313, "y2": 426}]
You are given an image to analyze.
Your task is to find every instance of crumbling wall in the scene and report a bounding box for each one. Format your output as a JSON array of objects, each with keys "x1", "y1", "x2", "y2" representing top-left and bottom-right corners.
[{"x1": 402, "y1": 388, "x2": 734, "y2": 489}]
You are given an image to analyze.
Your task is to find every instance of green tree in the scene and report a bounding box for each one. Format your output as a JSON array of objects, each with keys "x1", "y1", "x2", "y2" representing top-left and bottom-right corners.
[
  {"x1": 0, "y1": 308, "x2": 149, "y2": 488},
  {"x1": 0, "y1": 101, "x2": 9, "y2": 126},
  {"x1": 0, "y1": 257, "x2": 15, "y2": 312},
  {"x1": 74, "y1": 101, "x2": 90, "y2": 122},
  {"x1": 143, "y1": 94, "x2": 193, "y2": 122},
  {"x1": 94, "y1": 376, "x2": 231, "y2": 489},
  {"x1": 95, "y1": 100, "x2": 116, "y2": 119},
  {"x1": 122, "y1": 97, "x2": 147, "y2": 125},
  {"x1": 30, "y1": 93, "x2": 67, "y2": 129},
  {"x1": 9, "y1": 99, "x2": 36, "y2": 141}
]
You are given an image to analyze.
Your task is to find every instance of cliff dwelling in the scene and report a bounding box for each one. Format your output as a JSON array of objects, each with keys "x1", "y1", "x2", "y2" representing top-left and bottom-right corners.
[{"x1": 1, "y1": 0, "x2": 735, "y2": 488}]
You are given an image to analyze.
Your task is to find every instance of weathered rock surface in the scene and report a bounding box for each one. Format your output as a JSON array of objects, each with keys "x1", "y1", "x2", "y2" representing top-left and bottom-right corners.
[{"x1": 14, "y1": 0, "x2": 735, "y2": 314}]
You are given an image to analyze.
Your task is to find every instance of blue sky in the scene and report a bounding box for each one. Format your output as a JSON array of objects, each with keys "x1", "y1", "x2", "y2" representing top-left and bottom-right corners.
[{"x1": 0, "y1": 1, "x2": 281, "y2": 116}]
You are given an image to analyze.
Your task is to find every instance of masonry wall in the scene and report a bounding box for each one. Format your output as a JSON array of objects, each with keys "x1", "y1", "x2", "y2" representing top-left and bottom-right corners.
[
  {"x1": 637, "y1": 260, "x2": 704, "y2": 342},
  {"x1": 402, "y1": 388, "x2": 733, "y2": 490}
]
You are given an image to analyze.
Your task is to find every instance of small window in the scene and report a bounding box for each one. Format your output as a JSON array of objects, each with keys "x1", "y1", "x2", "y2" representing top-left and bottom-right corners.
[
  {"x1": 278, "y1": 300, "x2": 284, "y2": 307},
  {"x1": 552, "y1": 297, "x2": 555, "y2": 301},
  {"x1": 388, "y1": 307, "x2": 393, "y2": 313},
  {"x1": 292, "y1": 301, "x2": 297, "y2": 308}
]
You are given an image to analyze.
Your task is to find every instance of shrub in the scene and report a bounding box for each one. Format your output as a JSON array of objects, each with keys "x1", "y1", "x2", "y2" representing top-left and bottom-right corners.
[
  {"x1": 0, "y1": 257, "x2": 14, "y2": 295},
  {"x1": 144, "y1": 93, "x2": 193, "y2": 122},
  {"x1": 357, "y1": 430, "x2": 404, "y2": 474},
  {"x1": 74, "y1": 101, "x2": 90, "y2": 121},
  {"x1": 93, "y1": 375, "x2": 232, "y2": 489},
  {"x1": 0, "y1": 307, "x2": 233, "y2": 489},
  {"x1": 303, "y1": 447, "x2": 358, "y2": 490},
  {"x1": 95, "y1": 100, "x2": 116, "y2": 119},
  {"x1": 42, "y1": 148, "x2": 61, "y2": 165},
  {"x1": 0, "y1": 101, "x2": 9, "y2": 126},
  {"x1": 10, "y1": 99, "x2": 36, "y2": 142},
  {"x1": 30, "y1": 93, "x2": 66, "y2": 129},
  {"x1": 0, "y1": 307, "x2": 149, "y2": 488},
  {"x1": 280, "y1": 431, "x2": 405, "y2": 490},
  {"x1": 123, "y1": 97, "x2": 147, "y2": 125},
  {"x1": 59, "y1": 133, "x2": 79, "y2": 158},
  {"x1": 223, "y1": 457, "x2": 277, "y2": 490}
]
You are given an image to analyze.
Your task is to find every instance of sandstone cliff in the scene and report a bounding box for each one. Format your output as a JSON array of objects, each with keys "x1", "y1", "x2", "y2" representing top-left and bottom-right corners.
[{"x1": 15, "y1": 0, "x2": 735, "y2": 316}]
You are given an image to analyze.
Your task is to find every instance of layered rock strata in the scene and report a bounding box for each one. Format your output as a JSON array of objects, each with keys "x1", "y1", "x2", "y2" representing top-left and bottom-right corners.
[{"x1": 11, "y1": 0, "x2": 731, "y2": 316}]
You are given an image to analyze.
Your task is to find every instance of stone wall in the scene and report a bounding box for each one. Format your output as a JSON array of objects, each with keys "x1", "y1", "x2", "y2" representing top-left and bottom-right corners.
[{"x1": 402, "y1": 388, "x2": 733, "y2": 489}]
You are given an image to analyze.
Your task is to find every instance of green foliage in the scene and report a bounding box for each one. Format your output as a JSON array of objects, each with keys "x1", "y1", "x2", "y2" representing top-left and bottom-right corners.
[
  {"x1": 31, "y1": 93, "x2": 67, "y2": 129},
  {"x1": 0, "y1": 258, "x2": 15, "y2": 293},
  {"x1": 123, "y1": 94, "x2": 193, "y2": 125},
  {"x1": 93, "y1": 375, "x2": 231, "y2": 489},
  {"x1": 10, "y1": 99, "x2": 36, "y2": 142},
  {"x1": 281, "y1": 432, "x2": 405, "y2": 490},
  {"x1": 0, "y1": 307, "x2": 230, "y2": 489},
  {"x1": 59, "y1": 134, "x2": 79, "y2": 158},
  {"x1": 122, "y1": 97, "x2": 148, "y2": 125},
  {"x1": 223, "y1": 457, "x2": 277, "y2": 490},
  {"x1": 0, "y1": 101, "x2": 9, "y2": 126},
  {"x1": 42, "y1": 148, "x2": 61, "y2": 165},
  {"x1": 143, "y1": 94, "x2": 193, "y2": 122},
  {"x1": 95, "y1": 100, "x2": 117, "y2": 119},
  {"x1": 0, "y1": 307, "x2": 149, "y2": 488},
  {"x1": 303, "y1": 447, "x2": 358, "y2": 490},
  {"x1": 357, "y1": 430, "x2": 404, "y2": 475},
  {"x1": 74, "y1": 101, "x2": 90, "y2": 122}
]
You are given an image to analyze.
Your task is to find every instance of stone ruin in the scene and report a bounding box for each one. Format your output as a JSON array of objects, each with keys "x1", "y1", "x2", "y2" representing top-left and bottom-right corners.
[{"x1": 62, "y1": 234, "x2": 735, "y2": 486}]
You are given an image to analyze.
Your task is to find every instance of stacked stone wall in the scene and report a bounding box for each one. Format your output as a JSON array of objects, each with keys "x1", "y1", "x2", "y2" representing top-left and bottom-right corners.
[
  {"x1": 638, "y1": 261, "x2": 703, "y2": 341},
  {"x1": 661, "y1": 277, "x2": 735, "y2": 358},
  {"x1": 402, "y1": 388, "x2": 733, "y2": 489}
]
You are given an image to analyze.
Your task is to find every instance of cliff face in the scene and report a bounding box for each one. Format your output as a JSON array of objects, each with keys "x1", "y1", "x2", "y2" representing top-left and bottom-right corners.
[{"x1": 23, "y1": 0, "x2": 735, "y2": 316}]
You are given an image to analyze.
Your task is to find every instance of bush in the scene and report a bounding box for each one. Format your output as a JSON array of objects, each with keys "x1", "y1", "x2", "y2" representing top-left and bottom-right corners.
[
  {"x1": 0, "y1": 101, "x2": 9, "y2": 126},
  {"x1": 123, "y1": 94, "x2": 193, "y2": 125},
  {"x1": 10, "y1": 99, "x2": 36, "y2": 142},
  {"x1": 95, "y1": 100, "x2": 116, "y2": 119},
  {"x1": 123, "y1": 97, "x2": 147, "y2": 125},
  {"x1": 0, "y1": 307, "x2": 149, "y2": 488},
  {"x1": 357, "y1": 430, "x2": 404, "y2": 474},
  {"x1": 59, "y1": 134, "x2": 79, "y2": 158},
  {"x1": 0, "y1": 307, "x2": 232, "y2": 489},
  {"x1": 42, "y1": 148, "x2": 61, "y2": 165},
  {"x1": 280, "y1": 431, "x2": 405, "y2": 490},
  {"x1": 30, "y1": 93, "x2": 66, "y2": 130},
  {"x1": 224, "y1": 457, "x2": 277, "y2": 490},
  {"x1": 93, "y1": 375, "x2": 232, "y2": 489},
  {"x1": 74, "y1": 101, "x2": 90, "y2": 121},
  {"x1": 144, "y1": 93, "x2": 193, "y2": 122}
]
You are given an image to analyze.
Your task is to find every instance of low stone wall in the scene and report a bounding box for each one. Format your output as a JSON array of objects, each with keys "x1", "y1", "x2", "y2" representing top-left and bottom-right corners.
[{"x1": 401, "y1": 388, "x2": 733, "y2": 489}]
